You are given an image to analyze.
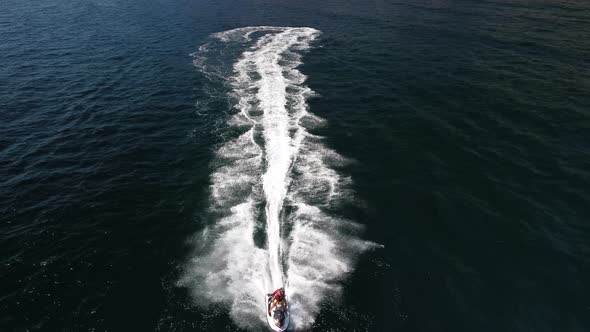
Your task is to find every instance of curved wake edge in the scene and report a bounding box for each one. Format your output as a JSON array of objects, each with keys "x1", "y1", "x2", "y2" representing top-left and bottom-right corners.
[{"x1": 180, "y1": 26, "x2": 375, "y2": 329}]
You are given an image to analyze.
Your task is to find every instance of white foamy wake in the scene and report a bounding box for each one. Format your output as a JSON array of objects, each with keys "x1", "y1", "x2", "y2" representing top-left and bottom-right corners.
[{"x1": 181, "y1": 27, "x2": 376, "y2": 329}]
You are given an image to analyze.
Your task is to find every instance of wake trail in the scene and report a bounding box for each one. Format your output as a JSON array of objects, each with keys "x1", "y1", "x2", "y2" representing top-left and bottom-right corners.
[{"x1": 180, "y1": 26, "x2": 376, "y2": 330}]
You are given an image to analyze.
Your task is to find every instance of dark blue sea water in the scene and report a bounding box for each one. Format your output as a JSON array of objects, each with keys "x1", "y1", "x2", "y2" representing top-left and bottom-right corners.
[{"x1": 2, "y1": 0, "x2": 590, "y2": 331}]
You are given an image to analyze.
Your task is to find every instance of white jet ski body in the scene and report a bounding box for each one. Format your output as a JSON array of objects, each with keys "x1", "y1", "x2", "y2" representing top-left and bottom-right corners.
[{"x1": 265, "y1": 293, "x2": 289, "y2": 331}]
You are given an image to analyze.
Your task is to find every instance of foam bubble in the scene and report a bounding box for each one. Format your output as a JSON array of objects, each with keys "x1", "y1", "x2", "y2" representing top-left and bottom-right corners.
[{"x1": 181, "y1": 26, "x2": 376, "y2": 330}]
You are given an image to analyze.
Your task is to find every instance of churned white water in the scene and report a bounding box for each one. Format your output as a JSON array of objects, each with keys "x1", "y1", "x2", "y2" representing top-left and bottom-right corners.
[{"x1": 180, "y1": 26, "x2": 375, "y2": 329}]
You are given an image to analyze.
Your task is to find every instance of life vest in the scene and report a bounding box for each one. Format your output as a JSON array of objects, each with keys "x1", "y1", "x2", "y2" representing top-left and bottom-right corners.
[{"x1": 272, "y1": 289, "x2": 285, "y2": 301}]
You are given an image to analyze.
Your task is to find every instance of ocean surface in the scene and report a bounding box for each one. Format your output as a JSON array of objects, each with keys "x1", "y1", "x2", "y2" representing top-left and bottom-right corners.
[{"x1": 2, "y1": 0, "x2": 590, "y2": 331}]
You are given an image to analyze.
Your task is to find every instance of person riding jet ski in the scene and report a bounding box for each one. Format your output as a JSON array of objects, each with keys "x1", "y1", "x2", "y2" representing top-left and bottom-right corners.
[
  {"x1": 268, "y1": 287, "x2": 286, "y2": 315},
  {"x1": 265, "y1": 287, "x2": 289, "y2": 331}
]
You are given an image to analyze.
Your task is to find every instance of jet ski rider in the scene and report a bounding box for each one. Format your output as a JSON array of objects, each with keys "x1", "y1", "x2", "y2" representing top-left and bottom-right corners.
[{"x1": 269, "y1": 287, "x2": 286, "y2": 314}]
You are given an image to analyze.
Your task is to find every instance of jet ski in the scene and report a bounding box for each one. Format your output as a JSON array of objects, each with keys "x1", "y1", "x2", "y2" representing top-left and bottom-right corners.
[{"x1": 265, "y1": 291, "x2": 289, "y2": 331}]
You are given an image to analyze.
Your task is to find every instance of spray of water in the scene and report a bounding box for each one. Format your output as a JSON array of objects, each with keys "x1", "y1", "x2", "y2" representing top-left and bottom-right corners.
[{"x1": 180, "y1": 26, "x2": 375, "y2": 329}]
